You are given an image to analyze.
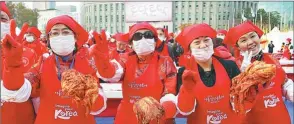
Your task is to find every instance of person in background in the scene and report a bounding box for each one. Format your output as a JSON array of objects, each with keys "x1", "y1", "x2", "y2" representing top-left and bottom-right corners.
[
  {"x1": 97, "y1": 22, "x2": 178, "y2": 124},
  {"x1": 280, "y1": 42, "x2": 285, "y2": 52},
  {"x1": 39, "y1": 34, "x2": 47, "y2": 45},
  {"x1": 1, "y1": 15, "x2": 108, "y2": 124},
  {"x1": 216, "y1": 29, "x2": 227, "y2": 40},
  {"x1": 282, "y1": 43, "x2": 291, "y2": 60},
  {"x1": 23, "y1": 27, "x2": 48, "y2": 59},
  {"x1": 213, "y1": 38, "x2": 236, "y2": 61},
  {"x1": 224, "y1": 20, "x2": 293, "y2": 124},
  {"x1": 1, "y1": 2, "x2": 36, "y2": 124},
  {"x1": 268, "y1": 41, "x2": 275, "y2": 53}
]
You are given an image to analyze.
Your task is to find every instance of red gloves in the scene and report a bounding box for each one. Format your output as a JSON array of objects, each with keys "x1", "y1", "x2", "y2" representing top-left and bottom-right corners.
[
  {"x1": 2, "y1": 19, "x2": 29, "y2": 90},
  {"x1": 182, "y1": 70, "x2": 198, "y2": 93},
  {"x1": 177, "y1": 70, "x2": 198, "y2": 114},
  {"x1": 89, "y1": 30, "x2": 115, "y2": 78}
]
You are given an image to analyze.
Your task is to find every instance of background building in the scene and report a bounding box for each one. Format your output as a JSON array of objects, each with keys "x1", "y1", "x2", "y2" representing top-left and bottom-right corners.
[
  {"x1": 37, "y1": 4, "x2": 80, "y2": 33},
  {"x1": 32, "y1": 1, "x2": 56, "y2": 10},
  {"x1": 81, "y1": 1, "x2": 258, "y2": 33}
]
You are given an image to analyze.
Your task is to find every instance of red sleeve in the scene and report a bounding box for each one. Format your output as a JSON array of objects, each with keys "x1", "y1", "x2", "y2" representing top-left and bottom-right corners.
[{"x1": 160, "y1": 56, "x2": 177, "y2": 95}]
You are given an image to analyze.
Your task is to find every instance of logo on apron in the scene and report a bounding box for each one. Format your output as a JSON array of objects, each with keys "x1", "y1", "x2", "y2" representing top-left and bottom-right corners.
[
  {"x1": 204, "y1": 95, "x2": 225, "y2": 104},
  {"x1": 206, "y1": 110, "x2": 228, "y2": 124},
  {"x1": 54, "y1": 104, "x2": 78, "y2": 120},
  {"x1": 263, "y1": 94, "x2": 280, "y2": 108},
  {"x1": 22, "y1": 57, "x2": 29, "y2": 66},
  {"x1": 128, "y1": 82, "x2": 148, "y2": 90}
]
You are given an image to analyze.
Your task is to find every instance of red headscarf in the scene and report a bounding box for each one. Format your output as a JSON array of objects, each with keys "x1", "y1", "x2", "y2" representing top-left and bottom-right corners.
[
  {"x1": 223, "y1": 20, "x2": 263, "y2": 58},
  {"x1": 224, "y1": 21, "x2": 263, "y2": 47},
  {"x1": 26, "y1": 27, "x2": 41, "y2": 38},
  {"x1": 217, "y1": 29, "x2": 227, "y2": 35},
  {"x1": 176, "y1": 23, "x2": 217, "y2": 53},
  {"x1": 129, "y1": 22, "x2": 162, "y2": 48},
  {"x1": 46, "y1": 15, "x2": 88, "y2": 49},
  {"x1": 113, "y1": 33, "x2": 129, "y2": 44},
  {"x1": 0, "y1": 2, "x2": 11, "y2": 19},
  {"x1": 286, "y1": 38, "x2": 292, "y2": 44}
]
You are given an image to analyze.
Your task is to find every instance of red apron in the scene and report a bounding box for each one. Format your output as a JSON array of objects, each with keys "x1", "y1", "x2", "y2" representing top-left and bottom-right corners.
[
  {"x1": 35, "y1": 54, "x2": 97, "y2": 124},
  {"x1": 187, "y1": 57, "x2": 241, "y2": 124},
  {"x1": 244, "y1": 54, "x2": 291, "y2": 124},
  {"x1": 114, "y1": 53, "x2": 165, "y2": 124},
  {"x1": 22, "y1": 47, "x2": 37, "y2": 72}
]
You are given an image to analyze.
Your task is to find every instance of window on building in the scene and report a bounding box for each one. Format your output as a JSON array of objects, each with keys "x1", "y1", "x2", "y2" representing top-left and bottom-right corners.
[
  {"x1": 105, "y1": 16, "x2": 108, "y2": 22},
  {"x1": 100, "y1": 16, "x2": 102, "y2": 22},
  {"x1": 182, "y1": 5, "x2": 184, "y2": 8},
  {"x1": 111, "y1": 15, "x2": 113, "y2": 22},
  {"x1": 122, "y1": 3, "x2": 124, "y2": 10},
  {"x1": 99, "y1": 4, "x2": 102, "y2": 11},
  {"x1": 196, "y1": 5, "x2": 198, "y2": 7},
  {"x1": 210, "y1": 18, "x2": 212, "y2": 20},
  {"x1": 203, "y1": 4, "x2": 205, "y2": 7},
  {"x1": 219, "y1": 4, "x2": 221, "y2": 6},
  {"x1": 175, "y1": 18, "x2": 178, "y2": 21},
  {"x1": 116, "y1": 15, "x2": 119, "y2": 22},
  {"x1": 203, "y1": 18, "x2": 205, "y2": 20},
  {"x1": 189, "y1": 18, "x2": 191, "y2": 20},
  {"x1": 189, "y1": 5, "x2": 191, "y2": 7},
  {"x1": 95, "y1": 15, "x2": 97, "y2": 22},
  {"x1": 182, "y1": 18, "x2": 184, "y2": 21},
  {"x1": 105, "y1": 5, "x2": 108, "y2": 11},
  {"x1": 89, "y1": 18, "x2": 91, "y2": 23},
  {"x1": 223, "y1": 16, "x2": 225, "y2": 20},
  {"x1": 110, "y1": 4, "x2": 113, "y2": 11},
  {"x1": 227, "y1": 15, "x2": 229, "y2": 19},
  {"x1": 122, "y1": 15, "x2": 125, "y2": 21},
  {"x1": 196, "y1": 18, "x2": 198, "y2": 20},
  {"x1": 94, "y1": 5, "x2": 97, "y2": 11},
  {"x1": 210, "y1": 4, "x2": 213, "y2": 7},
  {"x1": 176, "y1": 5, "x2": 178, "y2": 8}
]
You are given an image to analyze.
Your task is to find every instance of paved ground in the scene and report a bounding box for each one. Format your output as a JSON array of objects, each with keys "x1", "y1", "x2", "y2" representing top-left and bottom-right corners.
[{"x1": 96, "y1": 98, "x2": 294, "y2": 124}]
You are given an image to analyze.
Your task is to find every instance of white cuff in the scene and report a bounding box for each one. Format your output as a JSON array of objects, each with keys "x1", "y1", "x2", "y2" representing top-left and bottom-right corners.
[
  {"x1": 283, "y1": 79, "x2": 294, "y2": 102},
  {"x1": 1, "y1": 79, "x2": 32, "y2": 105},
  {"x1": 176, "y1": 94, "x2": 197, "y2": 116},
  {"x1": 42, "y1": 53, "x2": 50, "y2": 58},
  {"x1": 90, "y1": 88, "x2": 107, "y2": 115},
  {"x1": 160, "y1": 94, "x2": 179, "y2": 118},
  {"x1": 96, "y1": 59, "x2": 124, "y2": 82}
]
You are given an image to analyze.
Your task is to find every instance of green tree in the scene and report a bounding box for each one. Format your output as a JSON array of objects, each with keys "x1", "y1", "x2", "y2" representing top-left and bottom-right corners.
[{"x1": 6, "y1": 2, "x2": 39, "y2": 27}]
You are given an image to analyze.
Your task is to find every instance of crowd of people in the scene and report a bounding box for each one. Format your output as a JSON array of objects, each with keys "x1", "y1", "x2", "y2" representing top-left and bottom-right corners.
[{"x1": 1, "y1": 2, "x2": 294, "y2": 124}]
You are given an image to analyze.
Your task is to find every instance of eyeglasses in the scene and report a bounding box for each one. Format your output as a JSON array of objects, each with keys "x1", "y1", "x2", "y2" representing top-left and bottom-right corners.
[
  {"x1": 49, "y1": 30, "x2": 74, "y2": 37},
  {"x1": 132, "y1": 31, "x2": 154, "y2": 41}
]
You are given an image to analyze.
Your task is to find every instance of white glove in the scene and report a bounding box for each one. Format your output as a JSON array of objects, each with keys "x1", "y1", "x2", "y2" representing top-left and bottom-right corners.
[
  {"x1": 240, "y1": 51, "x2": 253, "y2": 72},
  {"x1": 283, "y1": 78, "x2": 294, "y2": 102}
]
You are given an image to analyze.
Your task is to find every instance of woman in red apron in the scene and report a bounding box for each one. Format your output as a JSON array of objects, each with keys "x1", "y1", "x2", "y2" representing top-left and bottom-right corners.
[
  {"x1": 224, "y1": 20, "x2": 293, "y2": 124},
  {"x1": 1, "y1": 15, "x2": 109, "y2": 124},
  {"x1": 93, "y1": 22, "x2": 178, "y2": 124},
  {"x1": 1, "y1": 2, "x2": 37, "y2": 124},
  {"x1": 175, "y1": 24, "x2": 249, "y2": 124}
]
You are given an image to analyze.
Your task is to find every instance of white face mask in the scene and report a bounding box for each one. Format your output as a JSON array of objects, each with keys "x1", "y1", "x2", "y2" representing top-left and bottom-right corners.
[
  {"x1": 133, "y1": 38, "x2": 155, "y2": 55},
  {"x1": 1, "y1": 22, "x2": 10, "y2": 40},
  {"x1": 159, "y1": 36, "x2": 166, "y2": 42},
  {"x1": 50, "y1": 35, "x2": 76, "y2": 56},
  {"x1": 26, "y1": 36, "x2": 35, "y2": 42},
  {"x1": 191, "y1": 45, "x2": 214, "y2": 62},
  {"x1": 217, "y1": 35, "x2": 225, "y2": 40}
]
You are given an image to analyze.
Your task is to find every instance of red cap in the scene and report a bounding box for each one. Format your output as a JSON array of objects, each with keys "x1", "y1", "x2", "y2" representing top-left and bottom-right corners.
[
  {"x1": 46, "y1": 15, "x2": 88, "y2": 49},
  {"x1": 217, "y1": 29, "x2": 227, "y2": 35},
  {"x1": 286, "y1": 38, "x2": 292, "y2": 43},
  {"x1": 26, "y1": 27, "x2": 41, "y2": 38},
  {"x1": 223, "y1": 20, "x2": 263, "y2": 47},
  {"x1": 176, "y1": 23, "x2": 217, "y2": 53},
  {"x1": 113, "y1": 33, "x2": 129, "y2": 44},
  {"x1": 0, "y1": 2, "x2": 11, "y2": 19}
]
